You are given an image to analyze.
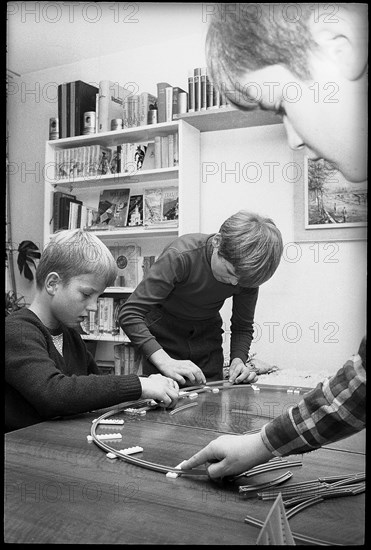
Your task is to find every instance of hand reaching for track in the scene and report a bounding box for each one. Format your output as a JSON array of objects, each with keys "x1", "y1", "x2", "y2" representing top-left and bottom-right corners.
[{"x1": 139, "y1": 374, "x2": 179, "y2": 408}]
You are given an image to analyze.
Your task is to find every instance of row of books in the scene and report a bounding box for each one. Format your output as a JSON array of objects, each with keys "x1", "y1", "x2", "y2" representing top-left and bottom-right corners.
[
  {"x1": 54, "y1": 134, "x2": 178, "y2": 181},
  {"x1": 187, "y1": 67, "x2": 229, "y2": 113},
  {"x1": 57, "y1": 80, "x2": 158, "y2": 138},
  {"x1": 55, "y1": 72, "x2": 229, "y2": 141},
  {"x1": 91, "y1": 186, "x2": 179, "y2": 230},
  {"x1": 95, "y1": 344, "x2": 142, "y2": 376},
  {"x1": 114, "y1": 343, "x2": 142, "y2": 376},
  {"x1": 53, "y1": 185, "x2": 178, "y2": 232}
]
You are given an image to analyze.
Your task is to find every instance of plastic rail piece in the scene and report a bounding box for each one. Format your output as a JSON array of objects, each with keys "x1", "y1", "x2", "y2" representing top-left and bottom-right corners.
[
  {"x1": 169, "y1": 401, "x2": 198, "y2": 415},
  {"x1": 233, "y1": 458, "x2": 303, "y2": 480},
  {"x1": 239, "y1": 471, "x2": 293, "y2": 494},
  {"x1": 90, "y1": 402, "x2": 206, "y2": 477},
  {"x1": 93, "y1": 418, "x2": 125, "y2": 425}
]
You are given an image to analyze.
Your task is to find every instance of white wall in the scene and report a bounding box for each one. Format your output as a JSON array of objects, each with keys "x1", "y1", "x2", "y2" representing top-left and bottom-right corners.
[
  {"x1": 201, "y1": 125, "x2": 367, "y2": 374},
  {"x1": 7, "y1": 3, "x2": 367, "y2": 376}
]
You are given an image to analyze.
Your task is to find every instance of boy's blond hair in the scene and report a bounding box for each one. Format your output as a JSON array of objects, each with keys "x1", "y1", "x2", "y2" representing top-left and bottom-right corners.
[{"x1": 36, "y1": 229, "x2": 117, "y2": 288}]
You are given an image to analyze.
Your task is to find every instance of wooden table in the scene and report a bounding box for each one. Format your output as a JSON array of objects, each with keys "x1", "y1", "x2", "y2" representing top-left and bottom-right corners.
[{"x1": 4, "y1": 384, "x2": 365, "y2": 544}]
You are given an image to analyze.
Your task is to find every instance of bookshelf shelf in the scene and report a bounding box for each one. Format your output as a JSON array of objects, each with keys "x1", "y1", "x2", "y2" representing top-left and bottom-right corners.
[
  {"x1": 53, "y1": 167, "x2": 179, "y2": 190},
  {"x1": 48, "y1": 121, "x2": 179, "y2": 148},
  {"x1": 175, "y1": 106, "x2": 281, "y2": 132},
  {"x1": 86, "y1": 226, "x2": 179, "y2": 239}
]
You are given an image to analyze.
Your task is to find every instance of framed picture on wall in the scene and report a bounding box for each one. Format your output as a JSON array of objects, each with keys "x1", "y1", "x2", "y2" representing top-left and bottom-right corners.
[{"x1": 294, "y1": 154, "x2": 367, "y2": 242}]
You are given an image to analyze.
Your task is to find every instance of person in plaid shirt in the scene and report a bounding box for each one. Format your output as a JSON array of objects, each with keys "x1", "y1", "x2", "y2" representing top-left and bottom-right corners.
[{"x1": 181, "y1": 3, "x2": 366, "y2": 478}]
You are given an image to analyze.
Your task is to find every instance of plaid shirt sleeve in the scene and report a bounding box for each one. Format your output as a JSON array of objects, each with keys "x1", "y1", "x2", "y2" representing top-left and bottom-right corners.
[{"x1": 261, "y1": 352, "x2": 366, "y2": 456}]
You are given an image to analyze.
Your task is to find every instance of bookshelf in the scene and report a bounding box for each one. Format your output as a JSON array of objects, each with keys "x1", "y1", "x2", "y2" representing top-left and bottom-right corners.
[{"x1": 44, "y1": 107, "x2": 281, "y2": 361}]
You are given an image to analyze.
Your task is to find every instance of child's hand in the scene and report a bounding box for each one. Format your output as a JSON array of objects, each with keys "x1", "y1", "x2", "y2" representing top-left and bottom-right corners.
[
  {"x1": 139, "y1": 374, "x2": 179, "y2": 408},
  {"x1": 159, "y1": 359, "x2": 207, "y2": 386},
  {"x1": 180, "y1": 432, "x2": 273, "y2": 479},
  {"x1": 228, "y1": 358, "x2": 258, "y2": 384}
]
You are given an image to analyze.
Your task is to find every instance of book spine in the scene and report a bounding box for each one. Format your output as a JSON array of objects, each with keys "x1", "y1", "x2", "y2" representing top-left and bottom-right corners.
[
  {"x1": 178, "y1": 92, "x2": 188, "y2": 115},
  {"x1": 70, "y1": 81, "x2": 76, "y2": 137},
  {"x1": 160, "y1": 136, "x2": 169, "y2": 168},
  {"x1": 194, "y1": 68, "x2": 201, "y2": 112},
  {"x1": 206, "y1": 75, "x2": 214, "y2": 109},
  {"x1": 165, "y1": 86, "x2": 173, "y2": 122},
  {"x1": 188, "y1": 71, "x2": 194, "y2": 113},
  {"x1": 168, "y1": 134, "x2": 174, "y2": 168},
  {"x1": 98, "y1": 80, "x2": 110, "y2": 133},
  {"x1": 213, "y1": 83, "x2": 220, "y2": 108},
  {"x1": 123, "y1": 97, "x2": 130, "y2": 129},
  {"x1": 157, "y1": 82, "x2": 170, "y2": 123},
  {"x1": 154, "y1": 136, "x2": 161, "y2": 169},
  {"x1": 114, "y1": 344, "x2": 123, "y2": 376},
  {"x1": 173, "y1": 132, "x2": 179, "y2": 167},
  {"x1": 66, "y1": 82, "x2": 71, "y2": 137},
  {"x1": 58, "y1": 83, "x2": 68, "y2": 139},
  {"x1": 201, "y1": 67, "x2": 207, "y2": 111},
  {"x1": 95, "y1": 93, "x2": 99, "y2": 133}
]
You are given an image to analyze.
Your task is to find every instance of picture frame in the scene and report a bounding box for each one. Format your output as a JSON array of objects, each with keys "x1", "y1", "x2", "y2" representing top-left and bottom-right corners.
[{"x1": 293, "y1": 153, "x2": 367, "y2": 242}]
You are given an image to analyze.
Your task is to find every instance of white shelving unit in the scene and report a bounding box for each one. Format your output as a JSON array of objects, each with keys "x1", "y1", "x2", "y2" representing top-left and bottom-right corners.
[{"x1": 44, "y1": 108, "x2": 281, "y2": 351}]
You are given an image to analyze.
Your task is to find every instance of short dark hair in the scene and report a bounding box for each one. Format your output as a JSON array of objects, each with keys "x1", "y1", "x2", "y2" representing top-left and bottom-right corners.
[
  {"x1": 218, "y1": 210, "x2": 283, "y2": 287},
  {"x1": 206, "y1": 3, "x2": 316, "y2": 108}
]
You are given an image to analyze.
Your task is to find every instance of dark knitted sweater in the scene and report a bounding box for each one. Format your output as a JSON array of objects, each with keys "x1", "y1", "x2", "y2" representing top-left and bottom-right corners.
[{"x1": 5, "y1": 308, "x2": 142, "y2": 431}]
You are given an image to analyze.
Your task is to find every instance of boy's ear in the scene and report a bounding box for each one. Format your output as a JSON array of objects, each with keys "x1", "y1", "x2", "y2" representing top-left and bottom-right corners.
[
  {"x1": 212, "y1": 233, "x2": 221, "y2": 248},
  {"x1": 45, "y1": 272, "x2": 61, "y2": 295},
  {"x1": 308, "y1": 5, "x2": 368, "y2": 80}
]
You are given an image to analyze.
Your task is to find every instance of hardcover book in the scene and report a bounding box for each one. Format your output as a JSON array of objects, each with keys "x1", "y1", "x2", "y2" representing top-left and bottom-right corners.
[
  {"x1": 172, "y1": 86, "x2": 187, "y2": 118},
  {"x1": 162, "y1": 186, "x2": 179, "y2": 224},
  {"x1": 53, "y1": 191, "x2": 76, "y2": 232},
  {"x1": 92, "y1": 188, "x2": 131, "y2": 229},
  {"x1": 144, "y1": 188, "x2": 163, "y2": 225},
  {"x1": 57, "y1": 83, "x2": 68, "y2": 139},
  {"x1": 141, "y1": 142, "x2": 155, "y2": 170},
  {"x1": 126, "y1": 194, "x2": 144, "y2": 227},
  {"x1": 139, "y1": 92, "x2": 157, "y2": 126},
  {"x1": 69, "y1": 80, "x2": 99, "y2": 137},
  {"x1": 156, "y1": 82, "x2": 172, "y2": 123},
  {"x1": 98, "y1": 80, "x2": 131, "y2": 133}
]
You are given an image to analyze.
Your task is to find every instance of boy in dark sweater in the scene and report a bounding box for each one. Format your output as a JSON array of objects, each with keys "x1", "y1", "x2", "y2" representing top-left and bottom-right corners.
[
  {"x1": 5, "y1": 229, "x2": 179, "y2": 432},
  {"x1": 119, "y1": 210, "x2": 283, "y2": 385}
]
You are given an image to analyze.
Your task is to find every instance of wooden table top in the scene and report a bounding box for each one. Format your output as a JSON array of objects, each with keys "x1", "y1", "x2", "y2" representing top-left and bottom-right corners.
[{"x1": 4, "y1": 384, "x2": 365, "y2": 545}]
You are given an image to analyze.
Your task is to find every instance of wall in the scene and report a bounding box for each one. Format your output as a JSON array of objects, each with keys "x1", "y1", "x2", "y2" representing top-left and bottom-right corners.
[
  {"x1": 200, "y1": 125, "x2": 367, "y2": 374},
  {"x1": 7, "y1": 4, "x2": 367, "y2": 376}
]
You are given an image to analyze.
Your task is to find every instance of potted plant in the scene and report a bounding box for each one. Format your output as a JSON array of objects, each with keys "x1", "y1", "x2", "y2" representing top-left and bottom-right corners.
[{"x1": 5, "y1": 240, "x2": 41, "y2": 316}]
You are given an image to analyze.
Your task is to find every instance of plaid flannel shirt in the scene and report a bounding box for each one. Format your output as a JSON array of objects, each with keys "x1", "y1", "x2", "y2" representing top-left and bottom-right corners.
[{"x1": 261, "y1": 352, "x2": 366, "y2": 456}]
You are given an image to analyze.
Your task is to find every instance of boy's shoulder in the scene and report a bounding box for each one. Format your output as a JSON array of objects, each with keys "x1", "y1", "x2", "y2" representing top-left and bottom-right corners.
[{"x1": 166, "y1": 233, "x2": 212, "y2": 255}]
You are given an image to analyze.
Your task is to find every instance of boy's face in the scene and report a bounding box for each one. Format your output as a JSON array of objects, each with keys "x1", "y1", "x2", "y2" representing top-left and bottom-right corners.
[
  {"x1": 211, "y1": 249, "x2": 239, "y2": 285},
  {"x1": 233, "y1": 52, "x2": 367, "y2": 183},
  {"x1": 51, "y1": 273, "x2": 107, "y2": 328}
]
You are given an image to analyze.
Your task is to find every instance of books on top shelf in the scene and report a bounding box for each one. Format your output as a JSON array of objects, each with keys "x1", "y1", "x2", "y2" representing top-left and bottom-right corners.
[
  {"x1": 181, "y1": 67, "x2": 229, "y2": 116},
  {"x1": 98, "y1": 80, "x2": 132, "y2": 133},
  {"x1": 57, "y1": 80, "x2": 98, "y2": 139},
  {"x1": 156, "y1": 82, "x2": 171, "y2": 123}
]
